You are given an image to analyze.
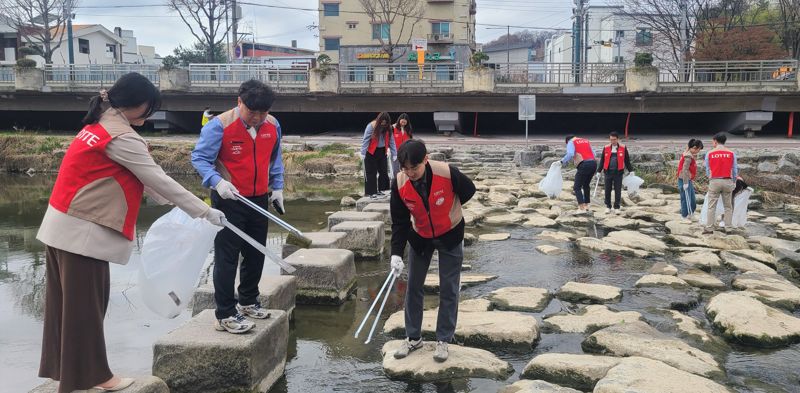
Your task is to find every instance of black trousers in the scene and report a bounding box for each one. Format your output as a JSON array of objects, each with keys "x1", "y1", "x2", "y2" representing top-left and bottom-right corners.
[
  {"x1": 574, "y1": 160, "x2": 596, "y2": 204},
  {"x1": 364, "y1": 148, "x2": 389, "y2": 195},
  {"x1": 211, "y1": 190, "x2": 269, "y2": 319},
  {"x1": 604, "y1": 170, "x2": 623, "y2": 209}
]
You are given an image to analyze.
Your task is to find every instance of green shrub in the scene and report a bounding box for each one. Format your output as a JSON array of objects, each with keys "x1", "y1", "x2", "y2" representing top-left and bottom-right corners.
[
  {"x1": 634, "y1": 53, "x2": 653, "y2": 68},
  {"x1": 15, "y1": 58, "x2": 37, "y2": 69}
]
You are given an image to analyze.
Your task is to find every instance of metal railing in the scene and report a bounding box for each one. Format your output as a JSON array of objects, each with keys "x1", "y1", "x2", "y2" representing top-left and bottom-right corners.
[
  {"x1": 658, "y1": 60, "x2": 798, "y2": 85},
  {"x1": 338, "y1": 63, "x2": 463, "y2": 88},
  {"x1": 188, "y1": 64, "x2": 309, "y2": 88},
  {"x1": 0, "y1": 66, "x2": 13, "y2": 84},
  {"x1": 43, "y1": 64, "x2": 160, "y2": 87},
  {"x1": 494, "y1": 62, "x2": 626, "y2": 87}
]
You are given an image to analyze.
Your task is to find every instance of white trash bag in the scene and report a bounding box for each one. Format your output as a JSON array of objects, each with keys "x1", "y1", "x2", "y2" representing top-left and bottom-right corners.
[
  {"x1": 699, "y1": 188, "x2": 752, "y2": 228},
  {"x1": 622, "y1": 172, "x2": 645, "y2": 196},
  {"x1": 538, "y1": 162, "x2": 563, "y2": 199},
  {"x1": 138, "y1": 207, "x2": 221, "y2": 318}
]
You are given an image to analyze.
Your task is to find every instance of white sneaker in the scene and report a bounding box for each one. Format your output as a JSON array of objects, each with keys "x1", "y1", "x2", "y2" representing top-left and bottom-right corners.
[
  {"x1": 237, "y1": 302, "x2": 271, "y2": 319},
  {"x1": 214, "y1": 313, "x2": 255, "y2": 334},
  {"x1": 604, "y1": 208, "x2": 611, "y2": 214},
  {"x1": 393, "y1": 338, "x2": 423, "y2": 359},
  {"x1": 433, "y1": 341, "x2": 449, "y2": 362},
  {"x1": 614, "y1": 208, "x2": 621, "y2": 215}
]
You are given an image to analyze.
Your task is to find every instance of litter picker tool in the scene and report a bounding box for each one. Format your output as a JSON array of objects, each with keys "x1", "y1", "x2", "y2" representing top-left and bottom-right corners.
[
  {"x1": 683, "y1": 188, "x2": 694, "y2": 218},
  {"x1": 221, "y1": 217, "x2": 296, "y2": 273},
  {"x1": 592, "y1": 175, "x2": 600, "y2": 198},
  {"x1": 233, "y1": 191, "x2": 313, "y2": 248},
  {"x1": 355, "y1": 270, "x2": 398, "y2": 344}
]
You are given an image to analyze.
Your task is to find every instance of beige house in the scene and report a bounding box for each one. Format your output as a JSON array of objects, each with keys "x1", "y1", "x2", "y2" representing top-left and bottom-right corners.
[{"x1": 318, "y1": 0, "x2": 476, "y2": 63}]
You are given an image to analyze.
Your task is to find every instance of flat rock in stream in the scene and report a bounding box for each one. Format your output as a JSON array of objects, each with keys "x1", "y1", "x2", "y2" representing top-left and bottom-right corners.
[
  {"x1": 597, "y1": 216, "x2": 640, "y2": 230},
  {"x1": 634, "y1": 274, "x2": 690, "y2": 289},
  {"x1": 706, "y1": 291, "x2": 800, "y2": 347},
  {"x1": 423, "y1": 274, "x2": 498, "y2": 293},
  {"x1": 731, "y1": 272, "x2": 800, "y2": 309},
  {"x1": 702, "y1": 233, "x2": 749, "y2": 250},
  {"x1": 381, "y1": 340, "x2": 513, "y2": 381},
  {"x1": 678, "y1": 269, "x2": 726, "y2": 290},
  {"x1": 536, "y1": 245, "x2": 562, "y2": 255},
  {"x1": 556, "y1": 282, "x2": 622, "y2": 304},
  {"x1": 555, "y1": 215, "x2": 592, "y2": 227},
  {"x1": 727, "y1": 249, "x2": 777, "y2": 268},
  {"x1": 537, "y1": 231, "x2": 577, "y2": 242},
  {"x1": 582, "y1": 320, "x2": 723, "y2": 378},
  {"x1": 664, "y1": 310, "x2": 717, "y2": 344},
  {"x1": 485, "y1": 213, "x2": 527, "y2": 225},
  {"x1": 498, "y1": 380, "x2": 581, "y2": 393},
  {"x1": 479, "y1": 233, "x2": 510, "y2": 242},
  {"x1": 459, "y1": 298, "x2": 492, "y2": 312},
  {"x1": 750, "y1": 236, "x2": 800, "y2": 252},
  {"x1": 576, "y1": 237, "x2": 649, "y2": 258},
  {"x1": 665, "y1": 234, "x2": 708, "y2": 247},
  {"x1": 383, "y1": 310, "x2": 540, "y2": 347},
  {"x1": 523, "y1": 215, "x2": 558, "y2": 228},
  {"x1": 679, "y1": 250, "x2": 721, "y2": 270},
  {"x1": 665, "y1": 220, "x2": 697, "y2": 236},
  {"x1": 628, "y1": 287, "x2": 701, "y2": 311},
  {"x1": 603, "y1": 230, "x2": 668, "y2": 253},
  {"x1": 593, "y1": 357, "x2": 732, "y2": 393},
  {"x1": 520, "y1": 353, "x2": 622, "y2": 391},
  {"x1": 720, "y1": 251, "x2": 776, "y2": 274},
  {"x1": 543, "y1": 305, "x2": 643, "y2": 334},
  {"x1": 489, "y1": 287, "x2": 551, "y2": 312},
  {"x1": 647, "y1": 262, "x2": 677, "y2": 276}
]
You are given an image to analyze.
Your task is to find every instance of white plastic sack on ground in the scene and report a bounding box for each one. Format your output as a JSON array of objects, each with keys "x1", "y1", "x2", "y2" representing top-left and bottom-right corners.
[
  {"x1": 138, "y1": 207, "x2": 221, "y2": 318},
  {"x1": 538, "y1": 162, "x2": 563, "y2": 198},
  {"x1": 698, "y1": 188, "x2": 752, "y2": 228},
  {"x1": 622, "y1": 173, "x2": 645, "y2": 196}
]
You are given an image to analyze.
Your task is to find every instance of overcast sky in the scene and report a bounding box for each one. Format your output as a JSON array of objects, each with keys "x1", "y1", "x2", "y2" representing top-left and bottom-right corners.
[{"x1": 71, "y1": 0, "x2": 597, "y2": 56}]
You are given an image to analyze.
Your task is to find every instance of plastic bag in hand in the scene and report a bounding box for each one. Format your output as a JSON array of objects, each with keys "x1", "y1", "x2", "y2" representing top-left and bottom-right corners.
[
  {"x1": 138, "y1": 207, "x2": 222, "y2": 318},
  {"x1": 622, "y1": 173, "x2": 645, "y2": 196},
  {"x1": 699, "y1": 188, "x2": 752, "y2": 227},
  {"x1": 538, "y1": 162, "x2": 563, "y2": 199}
]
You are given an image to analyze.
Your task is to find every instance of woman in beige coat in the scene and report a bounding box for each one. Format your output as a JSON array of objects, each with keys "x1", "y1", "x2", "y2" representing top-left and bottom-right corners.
[{"x1": 36, "y1": 73, "x2": 225, "y2": 392}]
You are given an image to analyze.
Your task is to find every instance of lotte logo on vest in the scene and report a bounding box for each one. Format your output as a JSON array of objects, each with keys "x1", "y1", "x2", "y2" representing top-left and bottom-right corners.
[{"x1": 434, "y1": 190, "x2": 445, "y2": 206}]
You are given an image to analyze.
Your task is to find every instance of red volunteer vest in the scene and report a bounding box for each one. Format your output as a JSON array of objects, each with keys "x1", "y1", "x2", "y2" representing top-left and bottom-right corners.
[
  {"x1": 707, "y1": 149, "x2": 734, "y2": 179},
  {"x1": 393, "y1": 126, "x2": 410, "y2": 149},
  {"x1": 573, "y1": 137, "x2": 595, "y2": 162},
  {"x1": 49, "y1": 124, "x2": 144, "y2": 240},
  {"x1": 602, "y1": 144, "x2": 625, "y2": 171},
  {"x1": 676, "y1": 154, "x2": 697, "y2": 180},
  {"x1": 217, "y1": 115, "x2": 278, "y2": 197},
  {"x1": 397, "y1": 160, "x2": 462, "y2": 238},
  {"x1": 367, "y1": 121, "x2": 391, "y2": 155}
]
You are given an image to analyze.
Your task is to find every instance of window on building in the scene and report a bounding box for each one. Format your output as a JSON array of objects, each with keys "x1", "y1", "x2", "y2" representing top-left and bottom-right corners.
[
  {"x1": 635, "y1": 28, "x2": 652, "y2": 46},
  {"x1": 615, "y1": 30, "x2": 625, "y2": 39},
  {"x1": 323, "y1": 3, "x2": 339, "y2": 16},
  {"x1": 613, "y1": 56, "x2": 624, "y2": 63},
  {"x1": 432, "y1": 22, "x2": 450, "y2": 37},
  {"x1": 324, "y1": 38, "x2": 340, "y2": 50},
  {"x1": 372, "y1": 23, "x2": 390, "y2": 40},
  {"x1": 78, "y1": 38, "x2": 90, "y2": 54},
  {"x1": 347, "y1": 22, "x2": 357, "y2": 30},
  {"x1": 105, "y1": 44, "x2": 117, "y2": 59}
]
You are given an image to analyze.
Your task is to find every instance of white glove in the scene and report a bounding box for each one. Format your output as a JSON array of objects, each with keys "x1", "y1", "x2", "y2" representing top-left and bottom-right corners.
[
  {"x1": 203, "y1": 208, "x2": 226, "y2": 226},
  {"x1": 390, "y1": 255, "x2": 404, "y2": 276},
  {"x1": 629, "y1": 171, "x2": 635, "y2": 177},
  {"x1": 269, "y1": 189, "x2": 285, "y2": 214},
  {"x1": 214, "y1": 179, "x2": 239, "y2": 200},
  {"x1": 359, "y1": 153, "x2": 366, "y2": 160},
  {"x1": 683, "y1": 183, "x2": 690, "y2": 191}
]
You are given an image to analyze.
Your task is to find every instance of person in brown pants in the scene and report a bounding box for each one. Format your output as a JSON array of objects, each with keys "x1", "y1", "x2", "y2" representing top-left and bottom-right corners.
[
  {"x1": 703, "y1": 132, "x2": 738, "y2": 234},
  {"x1": 36, "y1": 73, "x2": 225, "y2": 393}
]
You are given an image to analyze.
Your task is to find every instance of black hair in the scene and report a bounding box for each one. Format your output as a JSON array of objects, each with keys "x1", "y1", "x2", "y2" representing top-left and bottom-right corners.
[
  {"x1": 565, "y1": 134, "x2": 575, "y2": 144},
  {"x1": 372, "y1": 112, "x2": 392, "y2": 139},
  {"x1": 687, "y1": 138, "x2": 704, "y2": 149},
  {"x1": 238, "y1": 79, "x2": 276, "y2": 112},
  {"x1": 609, "y1": 131, "x2": 619, "y2": 138},
  {"x1": 397, "y1": 139, "x2": 427, "y2": 168},
  {"x1": 82, "y1": 72, "x2": 161, "y2": 125},
  {"x1": 712, "y1": 132, "x2": 727, "y2": 145},
  {"x1": 396, "y1": 113, "x2": 413, "y2": 138}
]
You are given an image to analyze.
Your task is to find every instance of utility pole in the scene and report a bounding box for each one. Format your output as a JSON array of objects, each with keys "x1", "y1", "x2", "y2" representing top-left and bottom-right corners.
[
  {"x1": 231, "y1": 0, "x2": 238, "y2": 47},
  {"x1": 678, "y1": 0, "x2": 689, "y2": 81},
  {"x1": 65, "y1": 7, "x2": 75, "y2": 65},
  {"x1": 572, "y1": 0, "x2": 586, "y2": 84},
  {"x1": 506, "y1": 25, "x2": 510, "y2": 78},
  {"x1": 225, "y1": 0, "x2": 231, "y2": 61}
]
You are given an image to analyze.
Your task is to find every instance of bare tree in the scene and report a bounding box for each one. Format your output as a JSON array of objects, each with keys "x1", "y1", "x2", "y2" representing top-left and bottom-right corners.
[
  {"x1": 359, "y1": 0, "x2": 425, "y2": 62},
  {"x1": 0, "y1": 0, "x2": 76, "y2": 64},
  {"x1": 774, "y1": 0, "x2": 800, "y2": 59},
  {"x1": 166, "y1": 0, "x2": 231, "y2": 63}
]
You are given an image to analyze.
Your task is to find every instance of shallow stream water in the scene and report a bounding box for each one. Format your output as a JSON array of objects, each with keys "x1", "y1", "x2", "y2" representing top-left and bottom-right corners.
[{"x1": 1, "y1": 173, "x2": 799, "y2": 393}]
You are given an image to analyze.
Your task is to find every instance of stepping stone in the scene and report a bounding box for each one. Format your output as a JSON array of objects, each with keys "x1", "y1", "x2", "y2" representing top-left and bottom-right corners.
[
  {"x1": 463, "y1": 210, "x2": 485, "y2": 226},
  {"x1": 192, "y1": 275, "x2": 296, "y2": 317},
  {"x1": 329, "y1": 221, "x2": 385, "y2": 259},
  {"x1": 556, "y1": 282, "x2": 622, "y2": 304},
  {"x1": 518, "y1": 197, "x2": 549, "y2": 209},
  {"x1": 380, "y1": 340, "x2": 513, "y2": 381},
  {"x1": 750, "y1": 236, "x2": 800, "y2": 252},
  {"x1": 489, "y1": 287, "x2": 551, "y2": 312},
  {"x1": 678, "y1": 269, "x2": 726, "y2": 290},
  {"x1": 534, "y1": 208, "x2": 559, "y2": 219},
  {"x1": 463, "y1": 233, "x2": 477, "y2": 246},
  {"x1": 731, "y1": 272, "x2": 800, "y2": 309},
  {"x1": 355, "y1": 194, "x2": 389, "y2": 211},
  {"x1": 30, "y1": 376, "x2": 168, "y2": 393},
  {"x1": 582, "y1": 320, "x2": 722, "y2": 378},
  {"x1": 762, "y1": 216, "x2": 784, "y2": 224},
  {"x1": 282, "y1": 248, "x2": 356, "y2": 305},
  {"x1": 555, "y1": 215, "x2": 591, "y2": 227},
  {"x1": 479, "y1": 233, "x2": 510, "y2": 241},
  {"x1": 720, "y1": 251, "x2": 775, "y2": 274},
  {"x1": 665, "y1": 220, "x2": 696, "y2": 236},
  {"x1": 459, "y1": 298, "x2": 492, "y2": 312},
  {"x1": 679, "y1": 250, "x2": 721, "y2": 270},
  {"x1": 281, "y1": 231, "x2": 346, "y2": 258},
  {"x1": 362, "y1": 203, "x2": 391, "y2": 226},
  {"x1": 629, "y1": 287, "x2": 701, "y2": 311},
  {"x1": 485, "y1": 213, "x2": 527, "y2": 225},
  {"x1": 702, "y1": 233, "x2": 749, "y2": 250},
  {"x1": 153, "y1": 309, "x2": 288, "y2": 393},
  {"x1": 383, "y1": 310, "x2": 539, "y2": 347},
  {"x1": 536, "y1": 231, "x2": 576, "y2": 242},
  {"x1": 423, "y1": 273, "x2": 498, "y2": 293},
  {"x1": 594, "y1": 357, "x2": 730, "y2": 393},
  {"x1": 647, "y1": 262, "x2": 677, "y2": 275},
  {"x1": 634, "y1": 274, "x2": 690, "y2": 289},
  {"x1": 521, "y1": 353, "x2": 621, "y2": 391},
  {"x1": 665, "y1": 234, "x2": 708, "y2": 247},
  {"x1": 536, "y1": 244, "x2": 562, "y2": 255},
  {"x1": 498, "y1": 380, "x2": 581, "y2": 393},
  {"x1": 327, "y1": 211, "x2": 384, "y2": 230},
  {"x1": 543, "y1": 305, "x2": 643, "y2": 334},
  {"x1": 576, "y1": 237, "x2": 648, "y2": 258},
  {"x1": 603, "y1": 230, "x2": 668, "y2": 253},
  {"x1": 598, "y1": 216, "x2": 639, "y2": 230},
  {"x1": 706, "y1": 291, "x2": 800, "y2": 347},
  {"x1": 728, "y1": 249, "x2": 777, "y2": 268},
  {"x1": 340, "y1": 196, "x2": 356, "y2": 207},
  {"x1": 664, "y1": 310, "x2": 716, "y2": 344},
  {"x1": 487, "y1": 191, "x2": 518, "y2": 206},
  {"x1": 523, "y1": 214, "x2": 558, "y2": 228}
]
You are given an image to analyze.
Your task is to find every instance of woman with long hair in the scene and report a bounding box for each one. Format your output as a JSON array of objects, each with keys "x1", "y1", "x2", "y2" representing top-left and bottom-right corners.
[
  {"x1": 391, "y1": 113, "x2": 413, "y2": 176},
  {"x1": 677, "y1": 138, "x2": 704, "y2": 221},
  {"x1": 360, "y1": 112, "x2": 397, "y2": 197},
  {"x1": 36, "y1": 73, "x2": 225, "y2": 392}
]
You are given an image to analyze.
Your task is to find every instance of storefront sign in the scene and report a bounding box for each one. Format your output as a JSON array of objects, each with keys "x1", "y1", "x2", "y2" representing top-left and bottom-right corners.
[
  {"x1": 407, "y1": 50, "x2": 455, "y2": 62},
  {"x1": 357, "y1": 52, "x2": 390, "y2": 60}
]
